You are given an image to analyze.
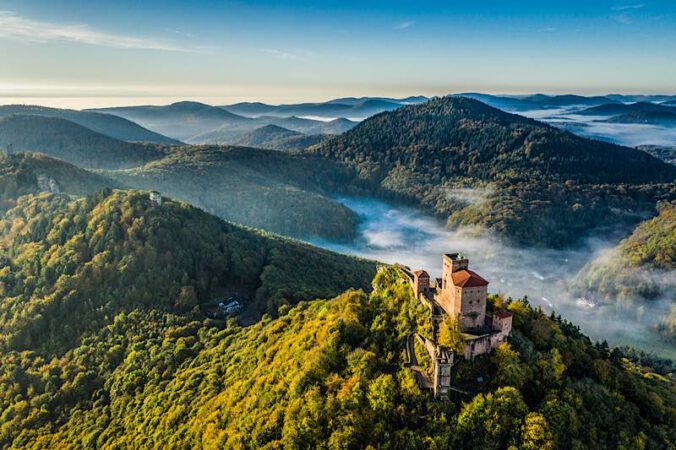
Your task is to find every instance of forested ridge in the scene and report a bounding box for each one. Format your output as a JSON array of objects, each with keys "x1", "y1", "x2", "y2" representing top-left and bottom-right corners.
[
  {"x1": 0, "y1": 189, "x2": 375, "y2": 356},
  {"x1": 0, "y1": 105, "x2": 179, "y2": 144},
  {"x1": 572, "y1": 202, "x2": 676, "y2": 341},
  {"x1": 0, "y1": 152, "x2": 117, "y2": 212},
  {"x1": 0, "y1": 266, "x2": 673, "y2": 449},
  {"x1": 0, "y1": 115, "x2": 169, "y2": 169},
  {"x1": 106, "y1": 145, "x2": 364, "y2": 241},
  {"x1": 314, "y1": 96, "x2": 676, "y2": 246}
]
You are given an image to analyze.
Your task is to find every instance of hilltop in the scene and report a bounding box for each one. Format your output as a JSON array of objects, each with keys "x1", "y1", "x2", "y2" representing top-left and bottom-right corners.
[
  {"x1": 0, "y1": 115, "x2": 169, "y2": 169},
  {"x1": 314, "y1": 96, "x2": 676, "y2": 246},
  {"x1": 106, "y1": 146, "x2": 362, "y2": 241},
  {"x1": 0, "y1": 264, "x2": 673, "y2": 448},
  {"x1": 0, "y1": 152, "x2": 117, "y2": 210},
  {"x1": 183, "y1": 116, "x2": 356, "y2": 144},
  {"x1": 0, "y1": 105, "x2": 178, "y2": 144},
  {"x1": 224, "y1": 124, "x2": 327, "y2": 151},
  {"x1": 0, "y1": 189, "x2": 375, "y2": 356}
]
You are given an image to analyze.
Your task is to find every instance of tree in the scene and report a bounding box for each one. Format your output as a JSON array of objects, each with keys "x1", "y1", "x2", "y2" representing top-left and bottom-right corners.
[
  {"x1": 520, "y1": 412, "x2": 554, "y2": 450},
  {"x1": 437, "y1": 316, "x2": 464, "y2": 353},
  {"x1": 457, "y1": 387, "x2": 528, "y2": 450},
  {"x1": 367, "y1": 374, "x2": 397, "y2": 415},
  {"x1": 494, "y1": 343, "x2": 529, "y2": 389},
  {"x1": 174, "y1": 285, "x2": 198, "y2": 310}
]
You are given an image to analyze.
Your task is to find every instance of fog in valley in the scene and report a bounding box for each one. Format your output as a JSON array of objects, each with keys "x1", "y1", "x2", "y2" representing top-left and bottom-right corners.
[
  {"x1": 309, "y1": 196, "x2": 675, "y2": 359},
  {"x1": 518, "y1": 107, "x2": 676, "y2": 148}
]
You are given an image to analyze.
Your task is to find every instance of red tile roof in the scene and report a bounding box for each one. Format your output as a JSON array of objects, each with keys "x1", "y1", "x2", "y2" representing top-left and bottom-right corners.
[
  {"x1": 493, "y1": 309, "x2": 512, "y2": 319},
  {"x1": 414, "y1": 270, "x2": 429, "y2": 277},
  {"x1": 451, "y1": 269, "x2": 489, "y2": 287}
]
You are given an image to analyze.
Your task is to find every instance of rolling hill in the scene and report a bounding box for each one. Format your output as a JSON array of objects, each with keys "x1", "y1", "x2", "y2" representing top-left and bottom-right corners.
[
  {"x1": 457, "y1": 93, "x2": 617, "y2": 111},
  {"x1": 0, "y1": 151, "x2": 117, "y2": 211},
  {"x1": 187, "y1": 116, "x2": 355, "y2": 144},
  {"x1": 222, "y1": 96, "x2": 425, "y2": 119},
  {"x1": 0, "y1": 115, "x2": 168, "y2": 169},
  {"x1": 0, "y1": 105, "x2": 179, "y2": 144},
  {"x1": 637, "y1": 146, "x2": 676, "y2": 165},
  {"x1": 105, "y1": 146, "x2": 362, "y2": 241},
  {"x1": 606, "y1": 110, "x2": 676, "y2": 125},
  {"x1": 578, "y1": 102, "x2": 676, "y2": 116},
  {"x1": 225, "y1": 124, "x2": 327, "y2": 150},
  {"x1": 0, "y1": 189, "x2": 375, "y2": 355},
  {"x1": 92, "y1": 101, "x2": 255, "y2": 141},
  {"x1": 570, "y1": 202, "x2": 675, "y2": 341},
  {"x1": 94, "y1": 101, "x2": 358, "y2": 144},
  {"x1": 314, "y1": 96, "x2": 676, "y2": 246}
]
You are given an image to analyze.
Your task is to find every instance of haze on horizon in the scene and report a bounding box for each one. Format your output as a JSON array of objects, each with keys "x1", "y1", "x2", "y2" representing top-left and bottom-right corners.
[{"x1": 1, "y1": 0, "x2": 676, "y2": 109}]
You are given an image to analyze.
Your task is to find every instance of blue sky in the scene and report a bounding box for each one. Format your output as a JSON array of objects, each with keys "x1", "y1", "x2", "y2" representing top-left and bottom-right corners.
[{"x1": 0, "y1": 0, "x2": 675, "y2": 107}]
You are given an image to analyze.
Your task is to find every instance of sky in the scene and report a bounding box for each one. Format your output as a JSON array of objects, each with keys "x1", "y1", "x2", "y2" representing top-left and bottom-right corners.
[{"x1": 1, "y1": 0, "x2": 675, "y2": 108}]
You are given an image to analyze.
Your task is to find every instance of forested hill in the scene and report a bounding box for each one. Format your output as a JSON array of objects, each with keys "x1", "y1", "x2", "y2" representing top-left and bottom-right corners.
[
  {"x1": 0, "y1": 105, "x2": 179, "y2": 144},
  {"x1": 1, "y1": 265, "x2": 673, "y2": 448},
  {"x1": 317, "y1": 96, "x2": 674, "y2": 184},
  {"x1": 0, "y1": 152, "x2": 117, "y2": 211},
  {"x1": 571, "y1": 202, "x2": 676, "y2": 342},
  {"x1": 0, "y1": 189, "x2": 375, "y2": 357},
  {"x1": 315, "y1": 96, "x2": 676, "y2": 247},
  {"x1": 106, "y1": 145, "x2": 362, "y2": 241},
  {"x1": 0, "y1": 115, "x2": 169, "y2": 169}
]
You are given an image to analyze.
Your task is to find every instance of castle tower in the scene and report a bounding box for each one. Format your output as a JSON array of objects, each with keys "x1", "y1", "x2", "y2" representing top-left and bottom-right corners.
[
  {"x1": 433, "y1": 348, "x2": 454, "y2": 400},
  {"x1": 412, "y1": 270, "x2": 430, "y2": 296},
  {"x1": 435, "y1": 253, "x2": 488, "y2": 331},
  {"x1": 149, "y1": 191, "x2": 162, "y2": 205}
]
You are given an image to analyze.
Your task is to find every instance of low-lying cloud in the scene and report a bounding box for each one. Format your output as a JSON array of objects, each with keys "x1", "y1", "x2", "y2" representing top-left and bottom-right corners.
[
  {"x1": 309, "y1": 196, "x2": 674, "y2": 358},
  {"x1": 518, "y1": 107, "x2": 676, "y2": 148}
]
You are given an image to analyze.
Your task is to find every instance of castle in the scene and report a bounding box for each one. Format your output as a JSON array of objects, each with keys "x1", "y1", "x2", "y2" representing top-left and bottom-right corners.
[{"x1": 406, "y1": 253, "x2": 512, "y2": 360}]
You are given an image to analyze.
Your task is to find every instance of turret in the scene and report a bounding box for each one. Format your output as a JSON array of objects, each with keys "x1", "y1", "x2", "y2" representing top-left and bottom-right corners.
[{"x1": 412, "y1": 270, "x2": 430, "y2": 296}]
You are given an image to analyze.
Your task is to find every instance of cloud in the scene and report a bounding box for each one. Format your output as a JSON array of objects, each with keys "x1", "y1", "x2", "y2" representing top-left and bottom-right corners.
[
  {"x1": 0, "y1": 11, "x2": 200, "y2": 52},
  {"x1": 394, "y1": 20, "x2": 415, "y2": 30},
  {"x1": 611, "y1": 3, "x2": 645, "y2": 11},
  {"x1": 610, "y1": 3, "x2": 645, "y2": 24},
  {"x1": 261, "y1": 48, "x2": 315, "y2": 60},
  {"x1": 612, "y1": 13, "x2": 635, "y2": 24}
]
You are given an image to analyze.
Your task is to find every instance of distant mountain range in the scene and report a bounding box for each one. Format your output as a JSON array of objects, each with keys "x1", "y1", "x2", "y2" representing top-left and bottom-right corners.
[
  {"x1": 456, "y1": 93, "x2": 619, "y2": 111},
  {"x1": 578, "y1": 102, "x2": 676, "y2": 116},
  {"x1": 190, "y1": 116, "x2": 355, "y2": 144},
  {"x1": 0, "y1": 105, "x2": 179, "y2": 144},
  {"x1": 92, "y1": 101, "x2": 359, "y2": 143},
  {"x1": 91, "y1": 101, "x2": 254, "y2": 142},
  {"x1": 222, "y1": 96, "x2": 428, "y2": 119},
  {"x1": 605, "y1": 111, "x2": 676, "y2": 126},
  {"x1": 0, "y1": 115, "x2": 168, "y2": 169}
]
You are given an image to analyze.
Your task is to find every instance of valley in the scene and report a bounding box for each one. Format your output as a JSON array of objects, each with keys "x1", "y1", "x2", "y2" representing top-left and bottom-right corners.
[{"x1": 308, "y1": 196, "x2": 675, "y2": 358}]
